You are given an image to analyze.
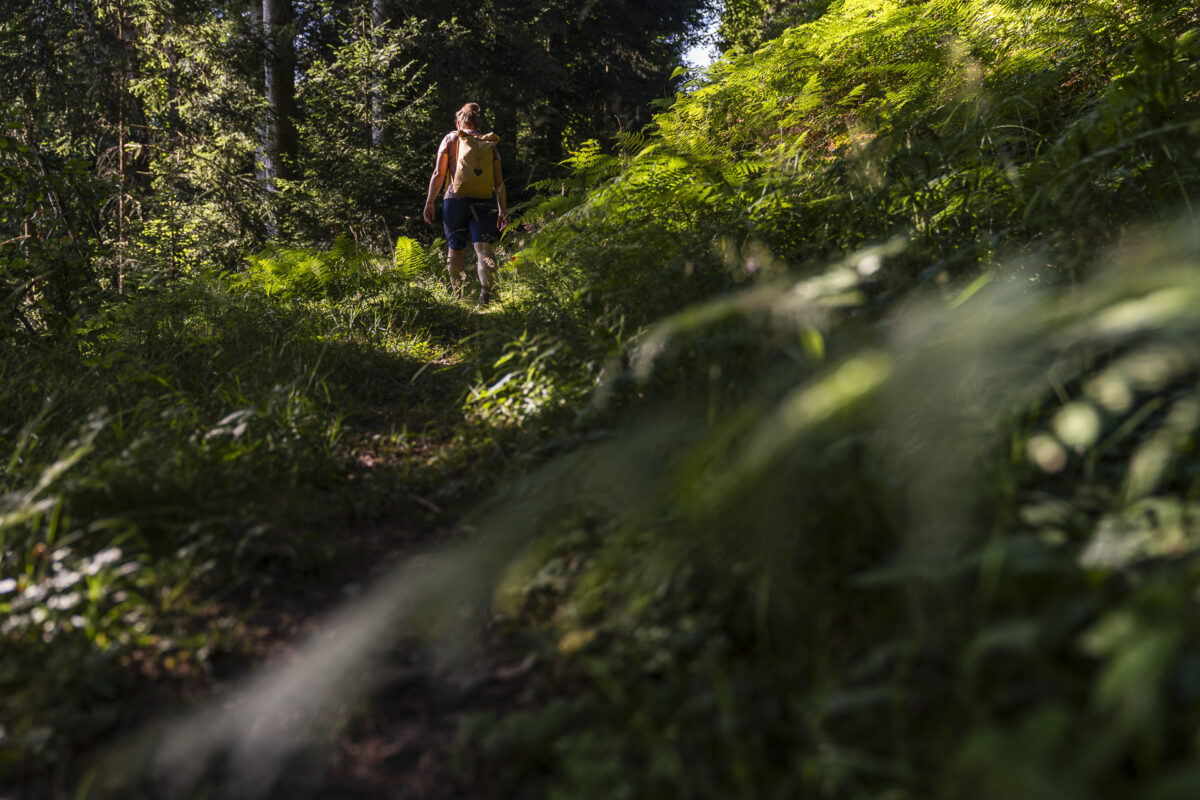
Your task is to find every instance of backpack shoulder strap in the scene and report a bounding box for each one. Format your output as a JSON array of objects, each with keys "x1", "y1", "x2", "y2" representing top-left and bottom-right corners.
[{"x1": 443, "y1": 131, "x2": 459, "y2": 181}]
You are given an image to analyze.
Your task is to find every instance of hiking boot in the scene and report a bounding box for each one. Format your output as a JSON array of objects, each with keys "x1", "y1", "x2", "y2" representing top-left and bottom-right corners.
[{"x1": 479, "y1": 286, "x2": 491, "y2": 306}]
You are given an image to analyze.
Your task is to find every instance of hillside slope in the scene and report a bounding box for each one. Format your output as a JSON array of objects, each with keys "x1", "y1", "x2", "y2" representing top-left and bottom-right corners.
[{"x1": 452, "y1": 1, "x2": 1200, "y2": 797}]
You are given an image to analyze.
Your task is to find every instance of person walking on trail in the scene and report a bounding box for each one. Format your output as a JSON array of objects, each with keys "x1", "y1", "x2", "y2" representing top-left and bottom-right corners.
[{"x1": 423, "y1": 102, "x2": 509, "y2": 306}]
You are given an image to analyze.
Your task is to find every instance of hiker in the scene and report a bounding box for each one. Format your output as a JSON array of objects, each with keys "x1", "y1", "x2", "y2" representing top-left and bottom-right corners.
[{"x1": 422, "y1": 102, "x2": 509, "y2": 305}]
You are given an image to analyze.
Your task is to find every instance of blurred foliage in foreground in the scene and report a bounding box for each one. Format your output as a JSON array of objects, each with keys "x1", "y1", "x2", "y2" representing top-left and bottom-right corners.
[
  {"x1": 478, "y1": 225, "x2": 1200, "y2": 799},
  {"x1": 460, "y1": 0, "x2": 1200, "y2": 797}
]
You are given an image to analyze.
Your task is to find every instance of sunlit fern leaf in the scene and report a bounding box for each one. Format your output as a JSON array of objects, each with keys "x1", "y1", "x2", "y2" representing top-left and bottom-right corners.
[{"x1": 392, "y1": 236, "x2": 428, "y2": 280}]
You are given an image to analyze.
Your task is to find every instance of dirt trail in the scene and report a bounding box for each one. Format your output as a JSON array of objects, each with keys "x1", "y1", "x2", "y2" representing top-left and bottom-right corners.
[
  {"x1": 213, "y1": 320, "x2": 543, "y2": 799},
  {"x1": 9, "y1": 316, "x2": 546, "y2": 800},
  {"x1": 227, "y1": 447, "x2": 543, "y2": 799}
]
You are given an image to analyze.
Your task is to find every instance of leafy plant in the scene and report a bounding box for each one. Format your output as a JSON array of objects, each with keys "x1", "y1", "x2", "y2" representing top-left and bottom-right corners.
[{"x1": 236, "y1": 235, "x2": 398, "y2": 299}]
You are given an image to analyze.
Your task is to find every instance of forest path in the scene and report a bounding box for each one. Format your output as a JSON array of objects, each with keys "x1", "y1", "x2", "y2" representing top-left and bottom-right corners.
[
  {"x1": 3, "y1": 293, "x2": 546, "y2": 800},
  {"x1": 227, "y1": 304, "x2": 548, "y2": 799},
  {"x1": 215, "y1": 524, "x2": 524, "y2": 800}
]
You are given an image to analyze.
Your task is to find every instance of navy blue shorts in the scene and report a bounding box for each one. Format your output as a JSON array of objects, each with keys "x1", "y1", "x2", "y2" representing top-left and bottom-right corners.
[{"x1": 442, "y1": 197, "x2": 499, "y2": 250}]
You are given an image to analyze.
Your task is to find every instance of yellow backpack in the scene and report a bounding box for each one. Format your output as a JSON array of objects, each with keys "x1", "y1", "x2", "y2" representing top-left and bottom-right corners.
[{"x1": 449, "y1": 130, "x2": 500, "y2": 199}]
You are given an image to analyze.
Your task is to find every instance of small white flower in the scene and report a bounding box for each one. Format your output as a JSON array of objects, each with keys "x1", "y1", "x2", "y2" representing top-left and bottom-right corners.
[
  {"x1": 52, "y1": 570, "x2": 82, "y2": 590},
  {"x1": 48, "y1": 592, "x2": 81, "y2": 610},
  {"x1": 93, "y1": 547, "x2": 123, "y2": 567}
]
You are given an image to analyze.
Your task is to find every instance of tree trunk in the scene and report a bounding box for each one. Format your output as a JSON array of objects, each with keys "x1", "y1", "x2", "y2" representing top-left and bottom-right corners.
[
  {"x1": 21, "y1": 83, "x2": 40, "y2": 261},
  {"x1": 370, "y1": 0, "x2": 387, "y2": 148},
  {"x1": 163, "y1": 13, "x2": 180, "y2": 279},
  {"x1": 116, "y1": 0, "x2": 133, "y2": 293},
  {"x1": 262, "y1": 0, "x2": 296, "y2": 236},
  {"x1": 250, "y1": 0, "x2": 265, "y2": 187}
]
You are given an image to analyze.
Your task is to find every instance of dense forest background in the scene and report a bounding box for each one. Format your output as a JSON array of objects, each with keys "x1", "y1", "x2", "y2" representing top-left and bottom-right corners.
[
  {"x1": 2, "y1": 0, "x2": 707, "y2": 288},
  {"x1": 3, "y1": 0, "x2": 1200, "y2": 797}
]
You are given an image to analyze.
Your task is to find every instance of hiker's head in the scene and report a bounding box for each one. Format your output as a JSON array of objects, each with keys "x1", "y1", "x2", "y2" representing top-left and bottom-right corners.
[{"x1": 455, "y1": 102, "x2": 482, "y2": 131}]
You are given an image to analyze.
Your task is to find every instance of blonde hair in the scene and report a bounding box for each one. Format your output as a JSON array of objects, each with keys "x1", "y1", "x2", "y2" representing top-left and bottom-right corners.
[{"x1": 455, "y1": 102, "x2": 482, "y2": 130}]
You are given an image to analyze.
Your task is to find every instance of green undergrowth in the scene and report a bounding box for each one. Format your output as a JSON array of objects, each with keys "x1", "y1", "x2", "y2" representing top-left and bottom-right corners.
[
  {"x1": 0, "y1": 237, "x2": 585, "y2": 779},
  {"x1": 448, "y1": 1, "x2": 1200, "y2": 798},
  {"x1": 472, "y1": 226, "x2": 1200, "y2": 799},
  {"x1": 513, "y1": 0, "x2": 1199, "y2": 340}
]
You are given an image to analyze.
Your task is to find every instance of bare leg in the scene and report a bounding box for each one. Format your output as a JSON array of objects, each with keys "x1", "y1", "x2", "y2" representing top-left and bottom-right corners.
[
  {"x1": 473, "y1": 242, "x2": 495, "y2": 300},
  {"x1": 447, "y1": 247, "x2": 467, "y2": 297}
]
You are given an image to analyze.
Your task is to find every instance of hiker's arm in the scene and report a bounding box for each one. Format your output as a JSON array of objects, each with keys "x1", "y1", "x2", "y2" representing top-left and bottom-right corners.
[
  {"x1": 423, "y1": 144, "x2": 448, "y2": 224},
  {"x1": 494, "y1": 152, "x2": 509, "y2": 229}
]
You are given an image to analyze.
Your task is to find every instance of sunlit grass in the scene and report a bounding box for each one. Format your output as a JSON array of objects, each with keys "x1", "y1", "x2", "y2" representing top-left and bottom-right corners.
[{"x1": 0, "y1": 244, "x2": 557, "y2": 776}]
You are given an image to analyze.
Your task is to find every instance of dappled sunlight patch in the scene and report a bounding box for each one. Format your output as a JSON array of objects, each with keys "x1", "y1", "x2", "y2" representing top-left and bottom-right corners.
[
  {"x1": 1125, "y1": 395, "x2": 1200, "y2": 503},
  {"x1": 1052, "y1": 402, "x2": 1102, "y2": 452},
  {"x1": 1086, "y1": 370, "x2": 1135, "y2": 414},
  {"x1": 1087, "y1": 286, "x2": 1200, "y2": 339},
  {"x1": 1077, "y1": 497, "x2": 1200, "y2": 571},
  {"x1": 463, "y1": 332, "x2": 580, "y2": 427},
  {"x1": 1026, "y1": 432, "x2": 1069, "y2": 474}
]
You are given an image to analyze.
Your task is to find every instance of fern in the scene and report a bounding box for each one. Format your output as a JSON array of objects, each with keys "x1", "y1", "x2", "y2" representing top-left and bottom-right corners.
[
  {"x1": 392, "y1": 236, "x2": 437, "y2": 280},
  {"x1": 237, "y1": 235, "x2": 397, "y2": 299}
]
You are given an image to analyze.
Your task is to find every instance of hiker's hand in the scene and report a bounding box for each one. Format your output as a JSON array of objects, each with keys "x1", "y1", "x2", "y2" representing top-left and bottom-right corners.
[
  {"x1": 498, "y1": 210, "x2": 509, "y2": 230},
  {"x1": 423, "y1": 201, "x2": 435, "y2": 224}
]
